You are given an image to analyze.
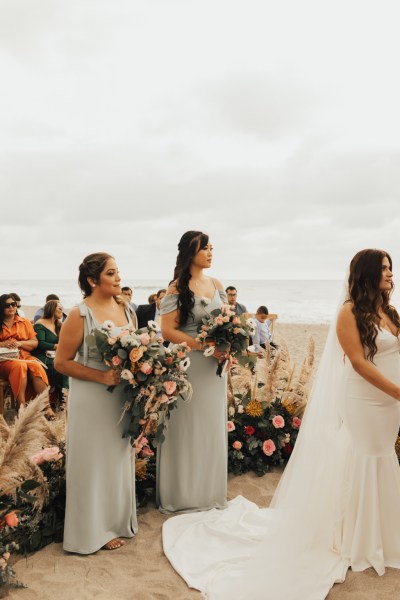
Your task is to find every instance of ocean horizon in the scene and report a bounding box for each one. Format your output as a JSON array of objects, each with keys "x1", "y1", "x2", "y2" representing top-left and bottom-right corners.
[{"x1": 0, "y1": 278, "x2": 366, "y2": 324}]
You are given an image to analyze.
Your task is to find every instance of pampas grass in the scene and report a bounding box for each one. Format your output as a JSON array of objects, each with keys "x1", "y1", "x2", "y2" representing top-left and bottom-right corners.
[{"x1": 0, "y1": 389, "x2": 57, "y2": 509}]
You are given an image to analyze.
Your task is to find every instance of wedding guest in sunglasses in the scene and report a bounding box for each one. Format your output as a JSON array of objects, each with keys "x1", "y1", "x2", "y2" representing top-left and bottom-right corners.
[{"x1": 0, "y1": 294, "x2": 53, "y2": 418}]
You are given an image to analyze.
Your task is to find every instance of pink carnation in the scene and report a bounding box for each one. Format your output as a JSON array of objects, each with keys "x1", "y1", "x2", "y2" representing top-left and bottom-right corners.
[
  {"x1": 111, "y1": 355, "x2": 122, "y2": 366},
  {"x1": 140, "y1": 362, "x2": 153, "y2": 374},
  {"x1": 163, "y1": 381, "x2": 177, "y2": 395},
  {"x1": 262, "y1": 439, "x2": 276, "y2": 456},
  {"x1": 139, "y1": 332, "x2": 150, "y2": 345},
  {"x1": 232, "y1": 440, "x2": 242, "y2": 450},
  {"x1": 272, "y1": 415, "x2": 285, "y2": 428},
  {"x1": 292, "y1": 417, "x2": 302, "y2": 429},
  {"x1": 227, "y1": 421, "x2": 235, "y2": 432}
]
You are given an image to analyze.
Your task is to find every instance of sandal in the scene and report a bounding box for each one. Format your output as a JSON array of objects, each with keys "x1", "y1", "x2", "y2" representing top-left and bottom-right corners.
[{"x1": 102, "y1": 538, "x2": 125, "y2": 550}]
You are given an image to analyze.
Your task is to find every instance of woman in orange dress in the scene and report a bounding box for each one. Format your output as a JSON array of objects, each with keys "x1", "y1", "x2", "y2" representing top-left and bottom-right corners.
[{"x1": 0, "y1": 293, "x2": 52, "y2": 417}]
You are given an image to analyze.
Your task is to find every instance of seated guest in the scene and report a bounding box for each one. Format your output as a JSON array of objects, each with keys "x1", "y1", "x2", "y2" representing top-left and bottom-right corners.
[
  {"x1": 10, "y1": 293, "x2": 26, "y2": 318},
  {"x1": 121, "y1": 286, "x2": 138, "y2": 312},
  {"x1": 148, "y1": 293, "x2": 157, "y2": 304},
  {"x1": 136, "y1": 289, "x2": 166, "y2": 331},
  {"x1": 33, "y1": 294, "x2": 67, "y2": 324},
  {"x1": 0, "y1": 294, "x2": 53, "y2": 418},
  {"x1": 226, "y1": 286, "x2": 247, "y2": 315},
  {"x1": 33, "y1": 300, "x2": 69, "y2": 409},
  {"x1": 252, "y1": 305, "x2": 277, "y2": 350}
]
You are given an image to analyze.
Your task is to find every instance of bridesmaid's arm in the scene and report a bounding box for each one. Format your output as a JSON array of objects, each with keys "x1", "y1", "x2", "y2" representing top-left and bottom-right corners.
[
  {"x1": 54, "y1": 307, "x2": 120, "y2": 386},
  {"x1": 161, "y1": 308, "x2": 202, "y2": 351},
  {"x1": 336, "y1": 303, "x2": 400, "y2": 401}
]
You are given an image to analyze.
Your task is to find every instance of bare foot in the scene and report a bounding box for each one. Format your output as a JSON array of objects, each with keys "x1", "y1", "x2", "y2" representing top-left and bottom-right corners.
[{"x1": 102, "y1": 538, "x2": 125, "y2": 550}]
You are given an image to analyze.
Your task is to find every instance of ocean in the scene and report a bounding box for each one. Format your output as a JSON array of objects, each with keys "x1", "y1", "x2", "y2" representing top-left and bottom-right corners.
[{"x1": 0, "y1": 278, "x2": 362, "y2": 324}]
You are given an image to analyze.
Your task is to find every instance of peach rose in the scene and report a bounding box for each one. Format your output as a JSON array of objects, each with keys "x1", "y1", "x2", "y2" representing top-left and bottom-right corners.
[
  {"x1": 232, "y1": 316, "x2": 240, "y2": 325},
  {"x1": 129, "y1": 347, "x2": 144, "y2": 363},
  {"x1": 163, "y1": 381, "x2": 177, "y2": 395},
  {"x1": 272, "y1": 415, "x2": 285, "y2": 428},
  {"x1": 111, "y1": 355, "x2": 122, "y2": 366},
  {"x1": 227, "y1": 421, "x2": 235, "y2": 432},
  {"x1": 232, "y1": 440, "x2": 242, "y2": 450},
  {"x1": 262, "y1": 439, "x2": 276, "y2": 456},
  {"x1": 2, "y1": 552, "x2": 10, "y2": 561},
  {"x1": 215, "y1": 316, "x2": 224, "y2": 326},
  {"x1": 160, "y1": 394, "x2": 169, "y2": 403},
  {"x1": 4, "y1": 512, "x2": 19, "y2": 528}
]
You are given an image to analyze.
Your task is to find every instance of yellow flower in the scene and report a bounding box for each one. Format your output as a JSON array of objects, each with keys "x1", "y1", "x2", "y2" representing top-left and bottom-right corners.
[
  {"x1": 282, "y1": 399, "x2": 296, "y2": 415},
  {"x1": 246, "y1": 400, "x2": 263, "y2": 418},
  {"x1": 135, "y1": 459, "x2": 147, "y2": 480}
]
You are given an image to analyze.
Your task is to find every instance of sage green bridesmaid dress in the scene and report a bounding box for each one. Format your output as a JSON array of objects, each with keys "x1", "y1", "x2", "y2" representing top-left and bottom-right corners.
[
  {"x1": 63, "y1": 303, "x2": 138, "y2": 554},
  {"x1": 157, "y1": 287, "x2": 228, "y2": 513}
]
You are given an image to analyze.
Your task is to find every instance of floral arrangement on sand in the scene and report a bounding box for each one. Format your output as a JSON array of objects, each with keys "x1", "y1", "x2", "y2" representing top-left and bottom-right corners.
[
  {"x1": 226, "y1": 337, "x2": 315, "y2": 476},
  {"x1": 89, "y1": 321, "x2": 192, "y2": 445},
  {"x1": 197, "y1": 301, "x2": 257, "y2": 376}
]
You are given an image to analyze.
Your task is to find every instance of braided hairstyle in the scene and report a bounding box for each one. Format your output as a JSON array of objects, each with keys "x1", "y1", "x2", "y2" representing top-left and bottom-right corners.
[
  {"x1": 78, "y1": 252, "x2": 113, "y2": 298},
  {"x1": 172, "y1": 231, "x2": 209, "y2": 326},
  {"x1": 347, "y1": 248, "x2": 400, "y2": 361}
]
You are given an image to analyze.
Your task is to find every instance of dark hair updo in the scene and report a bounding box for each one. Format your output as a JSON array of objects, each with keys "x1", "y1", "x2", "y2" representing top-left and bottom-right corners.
[
  {"x1": 78, "y1": 252, "x2": 113, "y2": 298},
  {"x1": 347, "y1": 248, "x2": 400, "y2": 361},
  {"x1": 172, "y1": 231, "x2": 209, "y2": 326}
]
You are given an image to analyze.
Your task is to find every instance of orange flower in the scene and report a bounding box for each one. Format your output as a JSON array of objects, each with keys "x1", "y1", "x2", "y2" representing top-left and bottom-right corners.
[
  {"x1": 129, "y1": 347, "x2": 144, "y2": 363},
  {"x1": 4, "y1": 512, "x2": 18, "y2": 528}
]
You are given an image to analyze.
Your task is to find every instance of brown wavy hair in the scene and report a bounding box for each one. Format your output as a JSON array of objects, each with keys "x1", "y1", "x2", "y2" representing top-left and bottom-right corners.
[
  {"x1": 347, "y1": 248, "x2": 400, "y2": 361},
  {"x1": 42, "y1": 300, "x2": 62, "y2": 336},
  {"x1": 78, "y1": 252, "x2": 113, "y2": 298},
  {"x1": 172, "y1": 231, "x2": 209, "y2": 326}
]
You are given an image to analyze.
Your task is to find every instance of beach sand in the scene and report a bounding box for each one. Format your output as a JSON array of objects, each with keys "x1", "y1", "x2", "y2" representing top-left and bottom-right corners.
[{"x1": 8, "y1": 318, "x2": 400, "y2": 599}]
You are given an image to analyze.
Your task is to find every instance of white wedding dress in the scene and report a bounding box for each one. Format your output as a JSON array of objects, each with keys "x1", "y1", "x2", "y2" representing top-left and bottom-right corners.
[{"x1": 163, "y1": 326, "x2": 400, "y2": 599}]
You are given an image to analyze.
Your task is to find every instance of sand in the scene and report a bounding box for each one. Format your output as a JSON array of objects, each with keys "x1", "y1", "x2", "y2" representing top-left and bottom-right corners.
[{"x1": 8, "y1": 316, "x2": 400, "y2": 599}]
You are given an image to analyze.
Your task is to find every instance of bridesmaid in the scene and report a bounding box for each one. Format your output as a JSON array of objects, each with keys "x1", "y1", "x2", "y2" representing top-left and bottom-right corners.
[
  {"x1": 55, "y1": 252, "x2": 137, "y2": 553},
  {"x1": 158, "y1": 231, "x2": 228, "y2": 513}
]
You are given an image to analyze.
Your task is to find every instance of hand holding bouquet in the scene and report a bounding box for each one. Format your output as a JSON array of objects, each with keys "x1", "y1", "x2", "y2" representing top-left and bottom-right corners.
[
  {"x1": 87, "y1": 320, "x2": 192, "y2": 445},
  {"x1": 196, "y1": 305, "x2": 257, "y2": 376}
]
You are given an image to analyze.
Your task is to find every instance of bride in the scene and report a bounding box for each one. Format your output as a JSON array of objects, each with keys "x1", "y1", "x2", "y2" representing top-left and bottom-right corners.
[{"x1": 162, "y1": 248, "x2": 400, "y2": 600}]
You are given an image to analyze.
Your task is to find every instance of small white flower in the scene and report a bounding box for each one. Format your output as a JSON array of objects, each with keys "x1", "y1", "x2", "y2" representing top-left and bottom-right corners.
[
  {"x1": 237, "y1": 404, "x2": 244, "y2": 414},
  {"x1": 179, "y1": 357, "x2": 191, "y2": 371},
  {"x1": 102, "y1": 320, "x2": 115, "y2": 330},
  {"x1": 147, "y1": 320, "x2": 158, "y2": 331},
  {"x1": 149, "y1": 412, "x2": 159, "y2": 421},
  {"x1": 120, "y1": 369, "x2": 134, "y2": 381},
  {"x1": 228, "y1": 406, "x2": 235, "y2": 417},
  {"x1": 203, "y1": 346, "x2": 215, "y2": 357}
]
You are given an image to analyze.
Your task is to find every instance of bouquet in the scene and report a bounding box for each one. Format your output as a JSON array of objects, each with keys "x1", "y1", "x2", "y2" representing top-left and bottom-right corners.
[
  {"x1": 196, "y1": 302, "x2": 257, "y2": 376},
  {"x1": 87, "y1": 320, "x2": 192, "y2": 445}
]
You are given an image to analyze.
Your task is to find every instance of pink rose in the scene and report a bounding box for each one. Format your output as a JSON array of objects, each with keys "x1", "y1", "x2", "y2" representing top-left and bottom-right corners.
[
  {"x1": 215, "y1": 316, "x2": 224, "y2": 326},
  {"x1": 141, "y1": 446, "x2": 154, "y2": 457},
  {"x1": 177, "y1": 351, "x2": 185, "y2": 359},
  {"x1": 139, "y1": 332, "x2": 150, "y2": 345},
  {"x1": 165, "y1": 357, "x2": 173, "y2": 365},
  {"x1": 227, "y1": 421, "x2": 235, "y2": 432},
  {"x1": 232, "y1": 440, "x2": 242, "y2": 450},
  {"x1": 272, "y1": 415, "x2": 285, "y2": 428},
  {"x1": 163, "y1": 381, "x2": 177, "y2": 395},
  {"x1": 140, "y1": 362, "x2": 152, "y2": 374},
  {"x1": 112, "y1": 355, "x2": 122, "y2": 366},
  {"x1": 292, "y1": 417, "x2": 302, "y2": 429},
  {"x1": 2, "y1": 552, "x2": 10, "y2": 561},
  {"x1": 262, "y1": 439, "x2": 276, "y2": 456}
]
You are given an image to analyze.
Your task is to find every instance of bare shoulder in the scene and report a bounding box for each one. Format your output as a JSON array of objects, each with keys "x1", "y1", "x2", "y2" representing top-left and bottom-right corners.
[
  {"x1": 63, "y1": 306, "x2": 83, "y2": 326},
  {"x1": 336, "y1": 301, "x2": 357, "y2": 332},
  {"x1": 337, "y1": 301, "x2": 354, "y2": 319},
  {"x1": 211, "y1": 277, "x2": 224, "y2": 291}
]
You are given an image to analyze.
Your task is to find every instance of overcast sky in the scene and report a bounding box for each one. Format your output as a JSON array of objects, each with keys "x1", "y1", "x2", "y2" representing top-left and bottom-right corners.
[{"x1": 2, "y1": 0, "x2": 400, "y2": 281}]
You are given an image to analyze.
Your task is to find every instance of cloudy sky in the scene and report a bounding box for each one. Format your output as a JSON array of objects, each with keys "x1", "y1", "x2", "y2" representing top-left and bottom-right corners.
[{"x1": 2, "y1": 0, "x2": 400, "y2": 281}]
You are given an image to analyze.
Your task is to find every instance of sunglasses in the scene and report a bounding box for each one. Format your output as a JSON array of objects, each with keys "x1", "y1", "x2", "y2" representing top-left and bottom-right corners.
[{"x1": 5, "y1": 302, "x2": 17, "y2": 308}]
